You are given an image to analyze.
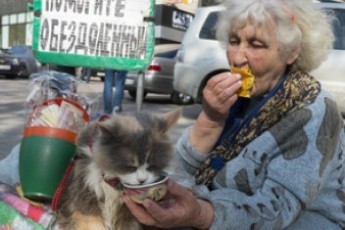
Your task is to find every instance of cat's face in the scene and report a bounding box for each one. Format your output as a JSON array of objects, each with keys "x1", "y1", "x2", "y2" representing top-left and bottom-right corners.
[{"x1": 77, "y1": 109, "x2": 180, "y2": 186}]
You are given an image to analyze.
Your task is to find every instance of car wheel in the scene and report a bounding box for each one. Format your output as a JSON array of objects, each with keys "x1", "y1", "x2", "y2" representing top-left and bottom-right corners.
[
  {"x1": 128, "y1": 90, "x2": 147, "y2": 99},
  {"x1": 5, "y1": 74, "x2": 16, "y2": 79},
  {"x1": 18, "y1": 63, "x2": 29, "y2": 78},
  {"x1": 171, "y1": 90, "x2": 193, "y2": 105}
]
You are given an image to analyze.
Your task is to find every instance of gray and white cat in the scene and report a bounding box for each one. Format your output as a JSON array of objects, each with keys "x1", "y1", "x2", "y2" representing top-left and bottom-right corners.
[{"x1": 55, "y1": 109, "x2": 181, "y2": 230}]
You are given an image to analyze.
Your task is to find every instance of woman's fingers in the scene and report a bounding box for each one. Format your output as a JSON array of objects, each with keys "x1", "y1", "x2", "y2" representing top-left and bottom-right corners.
[
  {"x1": 141, "y1": 181, "x2": 190, "y2": 219},
  {"x1": 124, "y1": 180, "x2": 198, "y2": 228},
  {"x1": 166, "y1": 179, "x2": 189, "y2": 197},
  {"x1": 202, "y1": 72, "x2": 242, "y2": 120},
  {"x1": 141, "y1": 182, "x2": 197, "y2": 228},
  {"x1": 204, "y1": 72, "x2": 242, "y2": 104},
  {"x1": 123, "y1": 196, "x2": 157, "y2": 226},
  {"x1": 207, "y1": 72, "x2": 242, "y2": 92}
]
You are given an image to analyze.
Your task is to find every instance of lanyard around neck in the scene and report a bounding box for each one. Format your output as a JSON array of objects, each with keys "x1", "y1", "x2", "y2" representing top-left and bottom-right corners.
[{"x1": 217, "y1": 70, "x2": 288, "y2": 147}]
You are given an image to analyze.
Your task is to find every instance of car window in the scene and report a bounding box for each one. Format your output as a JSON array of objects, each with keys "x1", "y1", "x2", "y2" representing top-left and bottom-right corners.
[
  {"x1": 155, "y1": 49, "x2": 178, "y2": 58},
  {"x1": 8, "y1": 46, "x2": 28, "y2": 55},
  {"x1": 332, "y1": 8, "x2": 345, "y2": 50},
  {"x1": 199, "y1": 11, "x2": 219, "y2": 40}
]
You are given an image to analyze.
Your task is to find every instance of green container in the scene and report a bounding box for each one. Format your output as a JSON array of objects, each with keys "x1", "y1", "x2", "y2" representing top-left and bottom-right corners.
[{"x1": 19, "y1": 127, "x2": 76, "y2": 202}]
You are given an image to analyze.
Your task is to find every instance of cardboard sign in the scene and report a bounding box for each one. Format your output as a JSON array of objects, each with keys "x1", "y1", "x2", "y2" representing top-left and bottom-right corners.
[{"x1": 32, "y1": 0, "x2": 155, "y2": 70}]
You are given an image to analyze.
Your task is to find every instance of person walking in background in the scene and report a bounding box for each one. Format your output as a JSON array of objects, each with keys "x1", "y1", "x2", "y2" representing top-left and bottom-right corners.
[
  {"x1": 103, "y1": 69, "x2": 128, "y2": 114},
  {"x1": 81, "y1": 67, "x2": 91, "y2": 83}
]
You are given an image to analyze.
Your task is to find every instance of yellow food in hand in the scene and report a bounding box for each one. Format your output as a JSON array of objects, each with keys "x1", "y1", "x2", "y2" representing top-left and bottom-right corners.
[{"x1": 231, "y1": 67, "x2": 255, "y2": 98}]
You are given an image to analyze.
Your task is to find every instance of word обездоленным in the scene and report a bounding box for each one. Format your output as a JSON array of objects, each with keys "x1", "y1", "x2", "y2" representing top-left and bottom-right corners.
[{"x1": 39, "y1": 0, "x2": 149, "y2": 59}]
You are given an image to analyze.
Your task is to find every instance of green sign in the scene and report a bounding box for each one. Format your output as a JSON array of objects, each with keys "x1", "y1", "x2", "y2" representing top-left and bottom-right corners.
[{"x1": 32, "y1": 0, "x2": 155, "y2": 71}]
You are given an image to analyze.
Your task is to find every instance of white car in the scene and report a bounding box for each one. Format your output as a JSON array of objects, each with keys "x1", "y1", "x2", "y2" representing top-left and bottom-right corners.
[
  {"x1": 174, "y1": 5, "x2": 229, "y2": 104},
  {"x1": 310, "y1": 3, "x2": 345, "y2": 115},
  {"x1": 174, "y1": 2, "x2": 345, "y2": 115}
]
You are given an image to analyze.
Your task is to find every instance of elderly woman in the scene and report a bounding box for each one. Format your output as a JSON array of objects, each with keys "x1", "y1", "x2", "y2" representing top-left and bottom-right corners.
[{"x1": 124, "y1": 0, "x2": 345, "y2": 229}]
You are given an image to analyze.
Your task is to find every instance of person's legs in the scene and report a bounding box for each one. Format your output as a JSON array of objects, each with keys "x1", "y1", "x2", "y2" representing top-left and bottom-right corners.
[
  {"x1": 103, "y1": 69, "x2": 115, "y2": 114},
  {"x1": 113, "y1": 70, "x2": 127, "y2": 112},
  {"x1": 81, "y1": 68, "x2": 86, "y2": 81},
  {"x1": 81, "y1": 68, "x2": 91, "y2": 83}
]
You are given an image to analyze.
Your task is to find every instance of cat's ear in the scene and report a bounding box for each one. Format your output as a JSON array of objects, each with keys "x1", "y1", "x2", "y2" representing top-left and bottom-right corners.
[
  {"x1": 164, "y1": 108, "x2": 182, "y2": 130},
  {"x1": 96, "y1": 120, "x2": 121, "y2": 143},
  {"x1": 96, "y1": 121, "x2": 115, "y2": 137}
]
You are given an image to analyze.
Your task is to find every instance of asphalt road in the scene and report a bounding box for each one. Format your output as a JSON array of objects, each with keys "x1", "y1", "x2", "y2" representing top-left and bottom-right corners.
[{"x1": 0, "y1": 75, "x2": 201, "y2": 160}]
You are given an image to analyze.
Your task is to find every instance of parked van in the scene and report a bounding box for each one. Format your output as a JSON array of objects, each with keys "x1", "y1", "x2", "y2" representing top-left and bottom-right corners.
[
  {"x1": 174, "y1": 5, "x2": 228, "y2": 104},
  {"x1": 174, "y1": 2, "x2": 345, "y2": 115}
]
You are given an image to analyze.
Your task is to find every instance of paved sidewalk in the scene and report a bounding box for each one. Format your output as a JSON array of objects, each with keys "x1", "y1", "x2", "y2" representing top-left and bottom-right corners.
[{"x1": 0, "y1": 77, "x2": 200, "y2": 160}]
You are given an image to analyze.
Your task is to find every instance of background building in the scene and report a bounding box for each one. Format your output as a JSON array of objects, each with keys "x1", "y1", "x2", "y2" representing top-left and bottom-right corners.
[
  {"x1": 0, "y1": 0, "x2": 33, "y2": 48},
  {"x1": 155, "y1": 4, "x2": 195, "y2": 44}
]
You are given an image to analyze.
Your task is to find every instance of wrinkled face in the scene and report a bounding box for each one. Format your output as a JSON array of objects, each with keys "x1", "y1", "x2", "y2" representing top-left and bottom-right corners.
[{"x1": 227, "y1": 18, "x2": 297, "y2": 97}]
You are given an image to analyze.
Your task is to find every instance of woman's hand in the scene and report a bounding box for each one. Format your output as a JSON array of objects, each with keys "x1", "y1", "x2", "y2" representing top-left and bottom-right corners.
[
  {"x1": 123, "y1": 180, "x2": 214, "y2": 229},
  {"x1": 202, "y1": 72, "x2": 242, "y2": 122},
  {"x1": 189, "y1": 72, "x2": 242, "y2": 153}
]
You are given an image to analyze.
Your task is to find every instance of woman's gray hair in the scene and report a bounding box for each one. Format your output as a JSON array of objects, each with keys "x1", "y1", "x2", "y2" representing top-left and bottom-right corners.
[{"x1": 216, "y1": 0, "x2": 335, "y2": 72}]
